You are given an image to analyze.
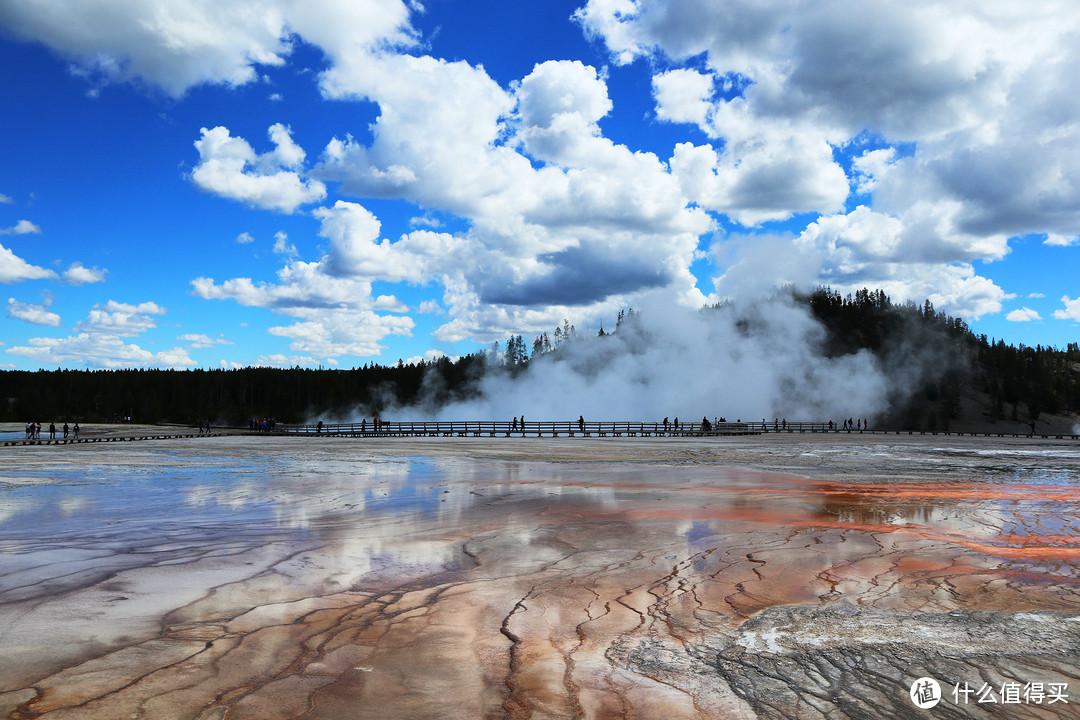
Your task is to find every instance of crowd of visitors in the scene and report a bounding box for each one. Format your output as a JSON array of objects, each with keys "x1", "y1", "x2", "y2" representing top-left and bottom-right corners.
[{"x1": 23, "y1": 421, "x2": 78, "y2": 439}]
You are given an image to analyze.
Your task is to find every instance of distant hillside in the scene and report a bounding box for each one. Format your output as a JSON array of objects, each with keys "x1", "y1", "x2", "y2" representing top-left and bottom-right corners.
[
  {"x1": 2, "y1": 288, "x2": 1078, "y2": 432},
  {"x1": 804, "y1": 287, "x2": 1080, "y2": 434}
]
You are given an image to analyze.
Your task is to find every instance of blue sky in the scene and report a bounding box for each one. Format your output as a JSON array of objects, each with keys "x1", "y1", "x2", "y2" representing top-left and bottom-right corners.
[{"x1": 1, "y1": 0, "x2": 1078, "y2": 370}]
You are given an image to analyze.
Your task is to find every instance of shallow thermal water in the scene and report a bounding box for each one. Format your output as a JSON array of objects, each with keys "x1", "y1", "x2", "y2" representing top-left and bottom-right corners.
[{"x1": 2, "y1": 436, "x2": 1080, "y2": 719}]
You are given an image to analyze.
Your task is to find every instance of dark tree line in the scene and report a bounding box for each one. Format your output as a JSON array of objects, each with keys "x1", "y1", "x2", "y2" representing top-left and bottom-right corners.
[
  {"x1": 804, "y1": 287, "x2": 1080, "y2": 429},
  {"x1": 0, "y1": 355, "x2": 487, "y2": 426},
  {"x1": 2, "y1": 288, "x2": 1077, "y2": 429}
]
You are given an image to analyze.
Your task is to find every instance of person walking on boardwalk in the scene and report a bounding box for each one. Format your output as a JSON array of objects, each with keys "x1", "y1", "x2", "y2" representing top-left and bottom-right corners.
[
  {"x1": 663, "y1": 417, "x2": 669, "y2": 431},
  {"x1": 49, "y1": 422, "x2": 56, "y2": 439},
  {"x1": 578, "y1": 415, "x2": 584, "y2": 431},
  {"x1": 63, "y1": 422, "x2": 69, "y2": 439},
  {"x1": 512, "y1": 416, "x2": 518, "y2": 431},
  {"x1": 317, "y1": 420, "x2": 323, "y2": 435},
  {"x1": 73, "y1": 423, "x2": 79, "y2": 438},
  {"x1": 673, "y1": 417, "x2": 679, "y2": 432}
]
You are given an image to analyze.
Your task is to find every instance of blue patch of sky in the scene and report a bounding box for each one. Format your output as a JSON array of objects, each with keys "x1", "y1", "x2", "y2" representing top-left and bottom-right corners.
[
  {"x1": 688, "y1": 246, "x2": 718, "y2": 297},
  {"x1": 831, "y1": 130, "x2": 916, "y2": 213},
  {"x1": 712, "y1": 71, "x2": 755, "y2": 101},
  {"x1": 601, "y1": 60, "x2": 711, "y2": 157},
  {"x1": 414, "y1": 0, "x2": 596, "y2": 86},
  {"x1": 743, "y1": 211, "x2": 824, "y2": 237},
  {"x1": 969, "y1": 235, "x2": 1078, "y2": 350}
]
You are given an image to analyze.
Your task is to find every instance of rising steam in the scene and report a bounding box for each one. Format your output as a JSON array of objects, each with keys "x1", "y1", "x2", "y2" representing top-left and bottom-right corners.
[{"x1": 389, "y1": 295, "x2": 888, "y2": 423}]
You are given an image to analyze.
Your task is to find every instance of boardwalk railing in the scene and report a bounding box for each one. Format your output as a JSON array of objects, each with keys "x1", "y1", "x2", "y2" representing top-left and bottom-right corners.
[
  {"x1": 2, "y1": 431, "x2": 219, "y2": 447},
  {"x1": 281, "y1": 420, "x2": 761, "y2": 437},
  {"x1": 276, "y1": 420, "x2": 876, "y2": 437},
  {"x1": 275, "y1": 420, "x2": 1080, "y2": 439}
]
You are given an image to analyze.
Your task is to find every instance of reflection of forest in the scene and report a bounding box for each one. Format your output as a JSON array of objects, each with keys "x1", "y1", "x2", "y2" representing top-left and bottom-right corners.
[{"x1": 819, "y1": 491, "x2": 945, "y2": 527}]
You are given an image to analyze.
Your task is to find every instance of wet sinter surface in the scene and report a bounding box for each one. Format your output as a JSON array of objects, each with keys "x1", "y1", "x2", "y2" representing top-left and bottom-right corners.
[{"x1": 2, "y1": 435, "x2": 1080, "y2": 719}]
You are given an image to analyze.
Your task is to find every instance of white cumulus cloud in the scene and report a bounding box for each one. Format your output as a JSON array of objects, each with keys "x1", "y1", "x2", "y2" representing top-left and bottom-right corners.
[
  {"x1": 192, "y1": 124, "x2": 326, "y2": 213},
  {"x1": 581, "y1": 0, "x2": 1080, "y2": 294},
  {"x1": 272, "y1": 230, "x2": 297, "y2": 258},
  {"x1": 6, "y1": 299, "x2": 192, "y2": 368},
  {"x1": 1005, "y1": 307, "x2": 1041, "y2": 322},
  {"x1": 1054, "y1": 296, "x2": 1080, "y2": 322},
  {"x1": 0, "y1": 219, "x2": 41, "y2": 235},
  {"x1": 179, "y1": 333, "x2": 233, "y2": 348},
  {"x1": 7, "y1": 334, "x2": 194, "y2": 369},
  {"x1": 7, "y1": 298, "x2": 61, "y2": 327},
  {"x1": 0, "y1": 242, "x2": 56, "y2": 283},
  {"x1": 0, "y1": 0, "x2": 415, "y2": 97},
  {"x1": 62, "y1": 262, "x2": 107, "y2": 285}
]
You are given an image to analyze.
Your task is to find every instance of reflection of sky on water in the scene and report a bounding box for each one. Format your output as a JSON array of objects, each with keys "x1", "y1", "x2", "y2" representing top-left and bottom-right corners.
[
  {"x1": 2, "y1": 443, "x2": 1079, "y2": 584},
  {"x1": 0, "y1": 454, "x2": 625, "y2": 548},
  {"x1": 1, "y1": 447, "x2": 1076, "y2": 538}
]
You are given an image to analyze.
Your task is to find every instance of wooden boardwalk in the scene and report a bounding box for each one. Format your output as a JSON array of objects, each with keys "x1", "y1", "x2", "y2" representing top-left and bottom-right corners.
[
  {"x1": 278, "y1": 420, "x2": 1080, "y2": 441},
  {"x1": 3, "y1": 432, "x2": 221, "y2": 447},
  {"x1": 282, "y1": 420, "x2": 761, "y2": 438},
  {"x1": 4, "y1": 423, "x2": 1077, "y2": 446}
]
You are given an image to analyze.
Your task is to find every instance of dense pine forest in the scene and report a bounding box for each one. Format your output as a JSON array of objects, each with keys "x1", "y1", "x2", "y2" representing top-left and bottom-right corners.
[
  {"x1": 805, "y1": 288, "x2": 1080, "y2": 430},
  {"x1": 2, "y1": 288, "x2": 1078, "y2": 430}
]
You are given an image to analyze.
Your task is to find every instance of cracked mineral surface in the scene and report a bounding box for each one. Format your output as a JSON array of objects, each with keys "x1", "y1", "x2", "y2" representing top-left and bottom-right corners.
[{"x1": 2, "y1": 433, "x2": 1080, "y2": 719}]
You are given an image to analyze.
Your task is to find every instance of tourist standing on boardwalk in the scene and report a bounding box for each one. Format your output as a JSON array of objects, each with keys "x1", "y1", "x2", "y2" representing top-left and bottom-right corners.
[{"x1": 49, "y1": 422, "x2": 56, "y2": 439}]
